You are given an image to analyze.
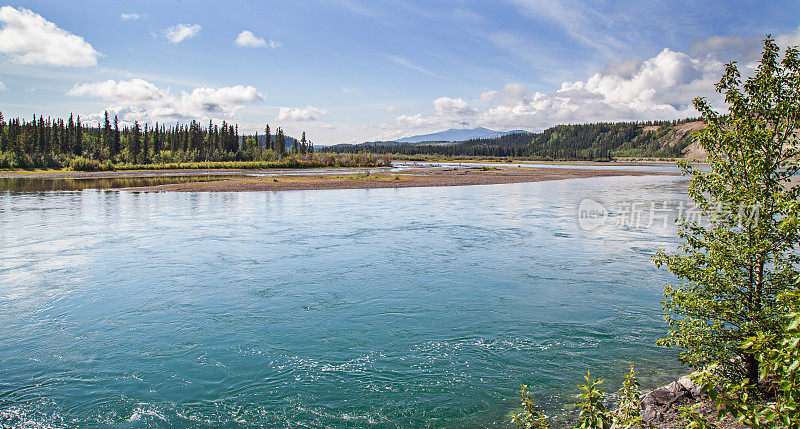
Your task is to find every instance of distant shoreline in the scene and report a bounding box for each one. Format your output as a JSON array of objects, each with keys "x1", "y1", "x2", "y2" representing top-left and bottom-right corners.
[{"x1": 1, "y1": 165, "x2": 679, "y2": 192}]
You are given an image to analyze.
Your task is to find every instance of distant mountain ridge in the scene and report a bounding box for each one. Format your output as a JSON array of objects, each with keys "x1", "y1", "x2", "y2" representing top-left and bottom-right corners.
[
  {"x1": 395, "y1": 127, "x2": 530, "y2": 143},
  {"x1": 325, "y1": 119, "x2": 704, "y2": 160}
]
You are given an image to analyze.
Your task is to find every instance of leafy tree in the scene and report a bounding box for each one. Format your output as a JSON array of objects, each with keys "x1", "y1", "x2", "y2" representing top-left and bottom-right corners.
[
  {"x1": 682, "y1": 295, "x2": 800, "y2": 428},
  {"x1": 653, "y1": 36, "x2": 800, "y2": 384}
]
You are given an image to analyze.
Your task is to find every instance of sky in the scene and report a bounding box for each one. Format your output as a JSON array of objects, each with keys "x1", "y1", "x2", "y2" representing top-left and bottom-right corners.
[{"x1": 0, "y1": 0, "x2": 799, "y2": 145}]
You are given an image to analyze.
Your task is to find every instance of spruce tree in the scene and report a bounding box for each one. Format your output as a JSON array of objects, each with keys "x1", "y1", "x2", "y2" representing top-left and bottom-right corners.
[
  {"x1": 265, "y1": 124, "x2": 271, "y2": 152},
  {"x1": 112, "y1": 116, "x2": 120, "y2": 156},
  {"x1": 130, "y1": 121, "x2": 141, "y2": 161},
  {"x1": 67, "y1": 113, "x2": 75, "y2": 154},
  {"x1": 0, "y1": 111, "x2": 5, "y2": 153},
  {"x1": 74, "y1": 116, "x2": 83, "y2": 156},
  {"x1": 102, "y1": 111, "x2": 111, "y2": 154}
]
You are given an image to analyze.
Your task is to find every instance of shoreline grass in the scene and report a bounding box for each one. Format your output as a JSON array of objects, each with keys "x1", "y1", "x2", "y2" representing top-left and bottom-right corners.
[{"x1": 0, "y1": 153, "x2": 392, "y2": 173}]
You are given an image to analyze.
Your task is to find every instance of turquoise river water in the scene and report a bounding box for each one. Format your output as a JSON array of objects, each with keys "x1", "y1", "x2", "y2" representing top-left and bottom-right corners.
[{"x1": 1, "y1": 175, "x2": 690, "y2": 427}]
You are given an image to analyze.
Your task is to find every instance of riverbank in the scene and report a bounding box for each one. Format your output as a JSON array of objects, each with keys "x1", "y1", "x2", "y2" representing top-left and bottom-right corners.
[
  {"x1": 0, "y1": 165, "x2": 680, "y2": 193},
  {"x1": 120, "y1": 165, "x2": 678, "y2": 192}
]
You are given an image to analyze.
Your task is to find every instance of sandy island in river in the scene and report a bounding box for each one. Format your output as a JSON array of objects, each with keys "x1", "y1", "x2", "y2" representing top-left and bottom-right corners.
[{"x1": 0, "y1": 165, "x2": 681, "y2": 192}]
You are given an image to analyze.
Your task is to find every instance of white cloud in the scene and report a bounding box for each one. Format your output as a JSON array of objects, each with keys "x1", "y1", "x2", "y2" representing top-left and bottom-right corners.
[
  {"x1": 235, "y1": 31, "x2": 279, "y2": 48},
  {"x1": 433, "y1": 97, "x2": 476, "y2": 116},
  {"x1": 278, "y1": 106, "x2": 328, "y2": 121},
  {"x1": 164, "y1": 23, "x2": 201, "y2": 44},
  {"x1": 120, "y1": 13, "x2": 141, "y2": 21},
  {"x1": 68, "y1": 78, "x2": 264, "y2": 124},
  {"x1": 378, "y1": 31, "x2": 787, "y2": 139},
  {"x1": 396, "y1": 113, "x2": 448, "y2": 129},
  {"x1": 68, "y1": 78, "x2": 165, "y2": 101},
  {"x1": 0, "y1": 6, "x2": 99, "y2": 67},
  {"x1": 0, "y1": 80, "x2": 5, "y2": 90},
  {"x1": 235, "y1": 30, "x2": 265, "y2": 48},
  {"x1": 386, "y1": 105, "x2": 397, "y2": 113},
  {"x1": 474, "y1": 46, "x2": 719, "y2": 130},
  {"x1": 776, "y1": 26, "x2": 800, "y2": 50}
]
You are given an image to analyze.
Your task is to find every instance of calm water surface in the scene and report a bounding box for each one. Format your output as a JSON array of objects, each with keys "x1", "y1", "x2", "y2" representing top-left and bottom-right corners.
[
  {"x1": 0, "y1": 175, "x2": 247, "y2": 193},
  {"x1": 394, "y1": 161, "x2": 695, "y2": 173},
  {"x1": 1, "y1": 176, "x2": 689, "y2": 427}
]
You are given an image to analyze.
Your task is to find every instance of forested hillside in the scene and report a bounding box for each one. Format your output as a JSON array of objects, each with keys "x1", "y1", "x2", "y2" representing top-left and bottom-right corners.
[{"x1": 327, "y1": 118, "x2": 703, "y2": 160}]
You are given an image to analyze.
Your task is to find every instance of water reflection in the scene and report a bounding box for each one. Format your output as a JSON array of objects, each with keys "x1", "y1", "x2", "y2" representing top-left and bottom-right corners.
[{"x1": 0, "y1": 175, "x2": 244, "y2": 193}]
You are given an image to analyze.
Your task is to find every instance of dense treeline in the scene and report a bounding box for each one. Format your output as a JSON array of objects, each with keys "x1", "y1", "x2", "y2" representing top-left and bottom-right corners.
[
  {"x1": 0, "y1": 111, "x2": 319, "y2": 170},
  {"x1": 327, "y1": 118, "x2": 700, "y2": 160}
]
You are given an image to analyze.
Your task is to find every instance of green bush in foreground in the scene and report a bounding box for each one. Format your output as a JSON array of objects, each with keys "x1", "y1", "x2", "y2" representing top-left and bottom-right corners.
[
  {"x1": 682, "y1": 304, "x2": 800, "y2": 429},
  {"x1": 512, "y1": 367, "x2": 644, "y2": 429},
  {"x1": 653, "y1": 36, "x2": 800, "y2": 383}
]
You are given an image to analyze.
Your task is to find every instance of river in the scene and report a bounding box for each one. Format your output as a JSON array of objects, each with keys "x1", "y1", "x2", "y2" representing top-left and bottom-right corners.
[{"x1": 0, "y1": 175, "x2": 690, "y2": 427}]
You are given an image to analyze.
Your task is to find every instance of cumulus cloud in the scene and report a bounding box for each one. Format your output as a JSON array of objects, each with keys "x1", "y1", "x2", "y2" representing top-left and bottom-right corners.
[
  {"x1": 474, "y1": 47, "x2": 718, "y2": 130},
  {"x1": 68, "y1": 78, "x2": 164, "y2": 102},
  {"x1": 776, "y1": 26, "x2": 800, "y2": 50},
  {"x1": 68, "y1": 78, "x2": 264, "y2": 124},
  {"x1": 0, "y1": 6, "x2": 99, "y2": 67},
  {"x1": 395, "y1": 113, "x2": 445, "y2": 129},
  {"x1": 433, "y1": 97, "x2": 476, "y2": 116},
  {"x1": 120, "y1": 13, "x2": 141, "y2": 21},
  {"x1": 377, "y1": 30, "x2": 798, "y2": 140},
  {"x1": 235, "y1": 30, "x2": 272, "y2": 48},
  {"x1": 164, "y1": 23, "x2": 201, "y2": 44},
  {"x1": 277, "y1": 106, "x2": 327, "y2": 121}
]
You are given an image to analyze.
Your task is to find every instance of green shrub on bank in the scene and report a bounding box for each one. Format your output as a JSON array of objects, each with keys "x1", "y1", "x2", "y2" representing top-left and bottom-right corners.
[
  {"x1": 0, "y1": 152, "x2": 391, "y2": 172},
  {"x1": 68, "y1": 157, "x2": 114, "y2": 171}
]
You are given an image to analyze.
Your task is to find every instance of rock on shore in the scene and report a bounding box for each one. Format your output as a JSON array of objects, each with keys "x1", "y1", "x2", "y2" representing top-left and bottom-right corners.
[{"x1": 641, "y1": 375, "x2": 702, "y2": 424}]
